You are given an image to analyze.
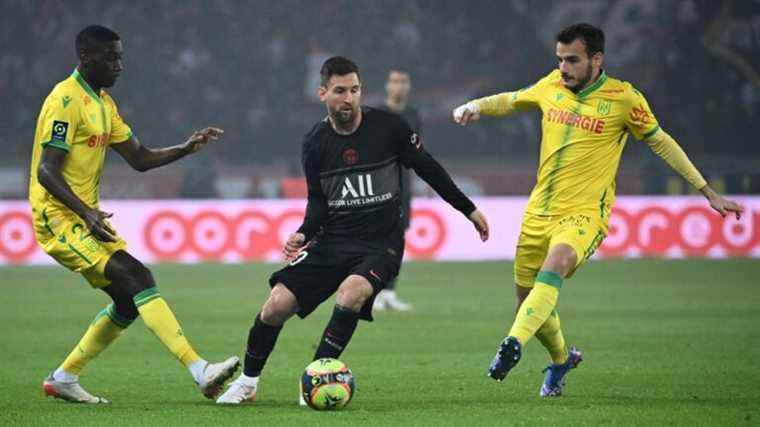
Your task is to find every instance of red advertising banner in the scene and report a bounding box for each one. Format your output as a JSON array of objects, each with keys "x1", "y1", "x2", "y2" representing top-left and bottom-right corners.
[{"x1": 1, "y1": 197, "x2": 756, "y2": 265}]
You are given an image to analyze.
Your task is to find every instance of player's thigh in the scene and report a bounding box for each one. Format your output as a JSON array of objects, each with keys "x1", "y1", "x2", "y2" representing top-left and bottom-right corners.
[
  {"x1": 268, "y1": 242, "x2": 346, "y2": 319},
  {"x1": 513, "y1": 215, "x2": 550, "y2": 288},
  {"x1": 548, "y1": 212, "x2": 606, "y2": 278},
  {"x1": 35, "y1": 214, "x2": 127, "y2": 288}
]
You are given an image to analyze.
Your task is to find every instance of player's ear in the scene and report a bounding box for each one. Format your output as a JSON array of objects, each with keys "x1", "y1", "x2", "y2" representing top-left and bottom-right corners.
[
  {"x1": 317, "y1": 85, "x2": 327, "y2": 102},
  {"x1": 592, "y1": 52, "x2": 604, "y2": 69}
]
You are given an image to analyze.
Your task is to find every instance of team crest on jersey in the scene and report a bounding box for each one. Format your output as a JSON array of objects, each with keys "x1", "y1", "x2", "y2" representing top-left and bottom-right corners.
[
  {"x1": 51, "y1": 121, "x2": 69, "y2": 143},
  {"x1": 343, "y1": 148, "x2": 359, "y2": 165},
  {"x1": 597, "y1": 100, "x2": 612, "y2": 116}
]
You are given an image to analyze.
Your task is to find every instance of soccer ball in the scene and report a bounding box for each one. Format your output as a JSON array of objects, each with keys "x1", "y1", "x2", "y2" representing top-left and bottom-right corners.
[{"x1": 300, "y1": 358, "x2": 355, "y2": 410}]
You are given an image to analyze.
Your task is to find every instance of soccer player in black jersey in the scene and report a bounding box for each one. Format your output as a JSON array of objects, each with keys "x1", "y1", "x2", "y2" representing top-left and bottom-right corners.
[{"x1": 217, "y1": 57, "x2": 489, "y2": 404}]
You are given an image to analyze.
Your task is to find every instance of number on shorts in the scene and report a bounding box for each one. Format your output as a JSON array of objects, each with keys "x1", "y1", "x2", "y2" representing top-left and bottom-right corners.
[{"x1": 289, "y1": 250, "x2": 308, "y2": 266}]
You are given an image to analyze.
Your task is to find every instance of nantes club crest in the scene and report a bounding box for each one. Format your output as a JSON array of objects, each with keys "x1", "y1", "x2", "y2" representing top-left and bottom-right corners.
[{"x1": 596, "y1": 100, "x2": 612, "y2": 116}]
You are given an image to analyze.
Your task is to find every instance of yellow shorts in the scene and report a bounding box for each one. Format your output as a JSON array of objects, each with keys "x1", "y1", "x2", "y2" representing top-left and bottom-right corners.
[
  {"x1": 513, "y1": 211, "x2": 607, "y2": 288},
  {"x1": 33, "y1": 208, "x2": 127, "y2": 288}
]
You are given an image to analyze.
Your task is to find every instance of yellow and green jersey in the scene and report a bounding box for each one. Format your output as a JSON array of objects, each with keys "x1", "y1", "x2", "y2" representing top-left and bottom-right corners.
[
  {"x1": 29, "y1": 69, "x2": 132, "y2": 216},
  {"x1": 473, "y1": 69, "x2": 660, "y2": 217}
]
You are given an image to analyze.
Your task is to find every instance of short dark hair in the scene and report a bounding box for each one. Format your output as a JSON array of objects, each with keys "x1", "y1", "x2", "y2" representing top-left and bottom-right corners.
[
  {"x1": 320, "y1": 56, "x2": 360, "y2": 87},
  {"x1": 556, "y1": 23, "x2": 604, "y2": 57},
  {"x1": 76, "y1": 25, "x2": 120, "y2": 55}
]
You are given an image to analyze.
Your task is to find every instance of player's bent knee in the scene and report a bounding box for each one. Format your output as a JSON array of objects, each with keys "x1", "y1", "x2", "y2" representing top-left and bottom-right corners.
[
  {"x1": 261, "y1": 284, "x2": 297, "y2": 325},
  {"x1": 336, "y1": 275, "x2": 373, "y2": 311},
  {"x1": 543, "y1": 244, "x2": 578, "y2": 278}
]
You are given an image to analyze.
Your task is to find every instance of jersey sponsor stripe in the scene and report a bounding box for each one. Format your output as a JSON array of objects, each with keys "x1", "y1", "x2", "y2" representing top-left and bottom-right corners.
[{"x1": 319, "y1": 156, "x2": 399, "y2": 178}]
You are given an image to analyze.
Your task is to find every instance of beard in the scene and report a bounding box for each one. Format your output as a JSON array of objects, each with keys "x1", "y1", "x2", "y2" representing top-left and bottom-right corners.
[
  {"x1": 563, "y1": 62, "x2": 593, "y2": 93},
  {"x1": 331, "y1": 105, "x2": 357, "y2": 125}
]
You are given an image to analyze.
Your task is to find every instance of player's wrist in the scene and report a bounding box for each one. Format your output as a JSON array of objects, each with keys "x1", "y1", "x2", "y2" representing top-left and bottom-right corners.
[{"x1": 699, "y1": 184, "x2": 717, "y2": 200}]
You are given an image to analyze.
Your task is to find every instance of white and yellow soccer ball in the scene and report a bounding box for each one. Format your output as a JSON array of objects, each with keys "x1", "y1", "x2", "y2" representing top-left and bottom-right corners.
[{"x1": 300, "y1": 358, "x2": 355, "y2": 410}]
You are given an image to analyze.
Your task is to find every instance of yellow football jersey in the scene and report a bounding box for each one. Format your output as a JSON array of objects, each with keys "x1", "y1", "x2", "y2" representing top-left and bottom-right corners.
[
  {"x1": 29, "y1": 69, "x2": 132, "y2": 216},
  {"x1": 474, "y1": 69, "x2": 660, "y2": 217}
]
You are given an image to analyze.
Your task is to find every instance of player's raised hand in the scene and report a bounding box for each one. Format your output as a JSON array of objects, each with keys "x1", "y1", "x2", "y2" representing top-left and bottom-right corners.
[
  {"x1": 452, "y1": 102, "x2": 480, "y2": 126},
  {"x1": 283, "y1": 232, "x2": 307, "y2": 261},
  {"x1": 468, "y1": 209, "x2": 490, "y2": 242},
  {"x1": 82, "y1": 208, "x2": 117, "y2": 242},
  {"x1": 185, "y1": 127, "x2": 224, "y2": 153}
]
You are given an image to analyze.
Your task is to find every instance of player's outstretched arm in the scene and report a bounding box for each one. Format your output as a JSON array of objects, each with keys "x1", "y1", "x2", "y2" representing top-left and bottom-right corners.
[
  {"x1": 645, "y1": 128, "x2": 743, "y2": 219},
  {"x1": 111, "y1": 127, "x2": 223, "y2": 172},
  {"x1": 37, "y1": 146, "x2": 117, "y2": 242},
  {"x1": 402, "y1": 147, "x2": 489, "y2": 241}
]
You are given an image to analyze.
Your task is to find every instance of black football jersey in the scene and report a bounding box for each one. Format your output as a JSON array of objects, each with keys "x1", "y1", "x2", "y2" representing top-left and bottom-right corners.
[{"x1": 297, "y1": 107, "x2": 474, "y2": 247}]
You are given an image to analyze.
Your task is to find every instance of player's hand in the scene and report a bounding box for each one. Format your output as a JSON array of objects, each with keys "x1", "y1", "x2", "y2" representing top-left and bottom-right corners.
[
  {"x1": 468, "y1": 209, "x2": 490, "y2": 242},
  {"x1": 452, "y1": 102, "x2": 480, "y2": 126},
  {"x1": 82, "y1": 208, "x2": 117, "y2": 242},
  {"x1": 283, "y1": 232, "x2": 307, "y2": 261},
  {"x1": 702, "y1": 186, "x2": 743, "y2": 219},
  {"x1": 184, "y1": 127, "x2": 224, "y2": 153}
]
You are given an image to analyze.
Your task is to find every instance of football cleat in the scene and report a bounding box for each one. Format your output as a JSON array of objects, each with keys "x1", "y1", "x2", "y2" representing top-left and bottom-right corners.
[
  {"x1": 488, "y1": 336, "x2": 522, "y2": 381},
  {"x1": 42, "y1": 373, "x2": 109, "y2": 404},
  {"x1": 216, "y1": 375, "x2": 258, "y2": 404},
  {"x1": 540, "y1": 346, "x2": 583, "y2": 397},
  {"x1": 198, "y1": 356, "x2": 240, "y2": 399},
  {"x1": 374, "y1": 290, "x2": 412, "y2": 312}
]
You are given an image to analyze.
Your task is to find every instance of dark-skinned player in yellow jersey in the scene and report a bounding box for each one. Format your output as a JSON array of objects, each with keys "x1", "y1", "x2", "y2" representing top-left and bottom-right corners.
[
  {"x1": 30, "y1": 25, "x2": 239, "y2": 403},
  {"x1": 454, "y1": 23, "x2": 742, "y2": 397}
]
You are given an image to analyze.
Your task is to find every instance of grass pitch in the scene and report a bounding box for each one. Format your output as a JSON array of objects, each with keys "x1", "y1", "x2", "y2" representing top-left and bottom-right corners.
[{"x1": 1, "y1": 259, "x2": 758, "y2": 426}]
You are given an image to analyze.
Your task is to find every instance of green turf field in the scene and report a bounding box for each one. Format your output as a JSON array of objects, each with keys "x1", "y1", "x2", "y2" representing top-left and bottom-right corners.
[{"x1": 1, "y1": 260, "x2": 758, "y2": 426}]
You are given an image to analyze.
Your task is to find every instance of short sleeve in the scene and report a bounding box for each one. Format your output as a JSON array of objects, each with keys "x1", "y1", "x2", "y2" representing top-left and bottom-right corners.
[
  {"x1": 108, "y1": 97, "x2": 132, "y2": 145},
  {"x1": 39, "y1": 92, "x2": 80, "y2": 152},
  {"x1": 623, "y1": 86, "x2": 660, "y2": 140}
]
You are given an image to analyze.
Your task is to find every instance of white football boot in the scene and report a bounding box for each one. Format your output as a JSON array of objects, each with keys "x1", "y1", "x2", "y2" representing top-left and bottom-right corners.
[
  {"x1": 379, "y1": 290, "x2": 413, "y2": 311},
  {"x1": 42, "y1": 373, "x2": 109, "y2": 404},
  {"x1": 198, "y1": 356, "x2": 240, "y2": 399},
  {"x1": 216, "y1": 375, "x2": 258, "y2": 404}
]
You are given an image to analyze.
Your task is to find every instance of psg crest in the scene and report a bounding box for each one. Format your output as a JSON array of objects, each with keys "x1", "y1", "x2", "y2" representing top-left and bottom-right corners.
[{"x1": 343, "y1": 148, "x2": 359, "y2": 165}]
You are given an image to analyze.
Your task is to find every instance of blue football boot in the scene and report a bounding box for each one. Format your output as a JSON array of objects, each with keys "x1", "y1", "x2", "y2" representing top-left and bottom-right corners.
[
  {"x1": 540, "y1": 346, "x2": 583, "y2": 397},
  {"x1": 488, "y1": 336, "x2": 522, "y2": 381}
]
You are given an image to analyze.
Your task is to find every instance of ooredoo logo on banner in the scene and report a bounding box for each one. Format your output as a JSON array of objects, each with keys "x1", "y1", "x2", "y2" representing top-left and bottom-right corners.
[{"x1": 0, "y1": 197, "x2": 757, "y2": 265}]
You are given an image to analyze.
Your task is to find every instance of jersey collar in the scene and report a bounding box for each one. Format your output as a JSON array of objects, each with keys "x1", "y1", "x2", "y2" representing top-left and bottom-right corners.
[
  {"x1": 72, "y1": 69, "x2": 103, "y2": 104},
  {"x1": 576, "y1": 69, "x2": 607, "y2": 98}
]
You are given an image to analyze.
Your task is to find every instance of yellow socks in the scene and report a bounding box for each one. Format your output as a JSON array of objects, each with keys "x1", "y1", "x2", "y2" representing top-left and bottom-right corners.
[
  {"x1": 535, "y1": 309, "x2": 568, "y2": 364},
  {"x1": 60, "y1": 304, "x2": 133, "y2": 375},
  {"x1": 133, "y1": 287, "x2": 201, "y2": 367},
  {"x1": 508, "y1": 271, "x2": 562, "y2": 346}
]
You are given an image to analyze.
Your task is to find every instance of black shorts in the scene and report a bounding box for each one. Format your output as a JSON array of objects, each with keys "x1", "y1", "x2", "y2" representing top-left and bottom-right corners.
[{"x1": 269, "y1": 239, "x2": 402, "y2": 321}]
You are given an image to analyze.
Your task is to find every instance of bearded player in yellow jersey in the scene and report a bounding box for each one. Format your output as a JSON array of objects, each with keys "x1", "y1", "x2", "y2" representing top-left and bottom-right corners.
[
  {"x1": 453, "y1": 23, "x2": 743, "y2": 397},
  {"x1": 30, "y1": 26, "x2": 239, "y2": 403}
]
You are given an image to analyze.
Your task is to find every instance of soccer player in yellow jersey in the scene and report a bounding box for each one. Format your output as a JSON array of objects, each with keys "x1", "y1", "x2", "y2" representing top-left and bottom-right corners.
[
  {"x1": 453, "y1": 23, "x2": 743, "y2": 396},
  {"x1": 30, "y1": 25, "x2": 239, "y2": 403}
]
